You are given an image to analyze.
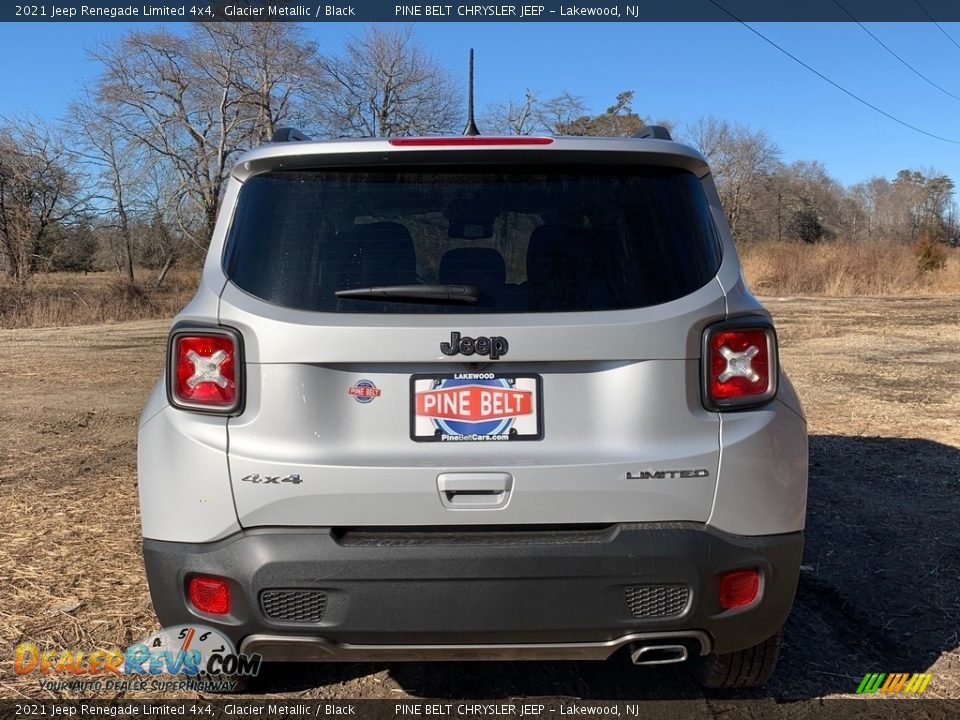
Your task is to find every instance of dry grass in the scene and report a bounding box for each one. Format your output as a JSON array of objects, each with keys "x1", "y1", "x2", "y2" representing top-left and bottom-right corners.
[
  {"x1": 740, "y1": 240, "x2": 960, "y2": 297},
  {"x1": 0, "y1": 270, "x2": 199, "y2": 329},
  {"x1": 1, "y1": 242, "x2": 958, "y2": 332},
  {"x1": 0, "y1": 321, "x2": 162, "y2": 699}
]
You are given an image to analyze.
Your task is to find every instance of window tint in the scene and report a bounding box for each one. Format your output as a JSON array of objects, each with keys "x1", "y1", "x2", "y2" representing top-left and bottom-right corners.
[{"x1": 224, "y1": 166, "x2": 721, "y2": 313}]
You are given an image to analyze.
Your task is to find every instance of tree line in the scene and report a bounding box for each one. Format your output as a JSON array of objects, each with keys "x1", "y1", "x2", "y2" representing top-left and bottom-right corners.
[{"x1": 0, "y1": 23, "x2": 956, "y2": 284}]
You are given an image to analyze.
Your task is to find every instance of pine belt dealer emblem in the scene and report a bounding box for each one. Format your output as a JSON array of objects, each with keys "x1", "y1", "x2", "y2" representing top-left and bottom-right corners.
[{"x1": 349, "y1": 379, "x2": 381, "y2": 403}]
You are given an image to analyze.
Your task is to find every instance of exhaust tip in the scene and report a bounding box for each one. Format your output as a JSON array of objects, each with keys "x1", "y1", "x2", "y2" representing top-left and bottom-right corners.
[{"x1": 629, "y1": 644, "x2": 689, "y2": 666}]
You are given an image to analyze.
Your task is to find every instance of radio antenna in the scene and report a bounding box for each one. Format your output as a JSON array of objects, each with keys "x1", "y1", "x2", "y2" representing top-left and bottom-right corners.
[{"x1": 463, "y1": 49, "x2": 481, "y2": 136}]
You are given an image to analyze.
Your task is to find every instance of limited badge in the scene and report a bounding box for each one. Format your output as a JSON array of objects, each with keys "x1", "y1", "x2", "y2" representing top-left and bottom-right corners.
[{"x1": 349, "y1": 379, "x2": 381, "y2": 403}]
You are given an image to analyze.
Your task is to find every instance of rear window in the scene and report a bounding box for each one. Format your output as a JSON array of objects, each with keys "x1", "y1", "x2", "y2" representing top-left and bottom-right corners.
[{"x1": 224, "y1": 165, "x2": 721, "y2": 313}]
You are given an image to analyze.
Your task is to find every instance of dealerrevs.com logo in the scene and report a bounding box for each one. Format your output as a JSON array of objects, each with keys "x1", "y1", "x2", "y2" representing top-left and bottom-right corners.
[{"x1": 14, "y1": 625, "x2": 261, "y2": 692}]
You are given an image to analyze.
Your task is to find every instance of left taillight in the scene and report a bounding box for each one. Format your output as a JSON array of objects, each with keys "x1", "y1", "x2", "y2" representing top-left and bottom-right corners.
[
  {"x1": 167, "y1": 327, "x2": 243, "y2": 414},
  {"x1": 702, "y1": 318, "x2": 778, "y2": 411}
]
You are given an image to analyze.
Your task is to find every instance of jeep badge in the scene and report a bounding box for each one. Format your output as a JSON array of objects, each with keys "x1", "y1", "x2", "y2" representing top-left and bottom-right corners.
[{"x1": 440, "y1": 332, "x2": 509, "y2": 360}]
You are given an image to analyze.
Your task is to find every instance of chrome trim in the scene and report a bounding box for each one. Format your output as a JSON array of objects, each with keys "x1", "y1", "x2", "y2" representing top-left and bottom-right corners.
[
  {"x1": 629, "y1": 644, "x2": 690, "y2": 666},
  {"x1": 239, "y1": 631, "x2": 711, "y2": 663}
]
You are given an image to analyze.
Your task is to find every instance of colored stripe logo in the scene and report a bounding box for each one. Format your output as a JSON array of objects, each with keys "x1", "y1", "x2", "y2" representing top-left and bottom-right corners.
[{"x1": 856, "y1": 673, "x2": 932, "y2": 694}]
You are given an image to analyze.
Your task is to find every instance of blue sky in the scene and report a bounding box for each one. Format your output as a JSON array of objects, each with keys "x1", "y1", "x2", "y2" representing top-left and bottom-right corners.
[{"x1": 2, "y1": 21, "x2": 960, "y2": 188}]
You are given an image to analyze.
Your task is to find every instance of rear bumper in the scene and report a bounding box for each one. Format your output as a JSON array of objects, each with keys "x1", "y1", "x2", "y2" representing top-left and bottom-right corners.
[{"x1": 142, "y1": 523, "x2": 802, "y2": 660}]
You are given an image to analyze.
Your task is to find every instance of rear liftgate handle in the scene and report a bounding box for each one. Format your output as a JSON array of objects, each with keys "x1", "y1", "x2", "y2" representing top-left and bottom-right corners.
[{"x1": 437, "y1": 472, "x2": 514, "y2": 509}]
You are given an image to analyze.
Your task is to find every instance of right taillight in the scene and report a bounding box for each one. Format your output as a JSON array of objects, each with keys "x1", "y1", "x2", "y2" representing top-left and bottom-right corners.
[
  {"x1": 702, "y1": 320, "x2": 778, "y2": 411},
  {"x1": 167, "y1": 327, "x2": 243, "y2": 414}
]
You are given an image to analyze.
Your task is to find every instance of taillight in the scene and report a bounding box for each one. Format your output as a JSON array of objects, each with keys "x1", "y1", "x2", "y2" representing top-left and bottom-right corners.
[
  {"x1": 188, "y1": 576, "x2": 231, "y2": 615},
  {"x1": 702, "y1": 320, "x2": 778, "y2": 411},
  {"x1": 167, "y1": 327, "x2": 243, "y2": 414},
  {"x1": 718, "y1": 569, "x2": 761, "y2": 610}
]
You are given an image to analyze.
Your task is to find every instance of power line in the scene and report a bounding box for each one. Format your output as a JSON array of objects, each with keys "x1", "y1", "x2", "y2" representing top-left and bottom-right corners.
[
  {"x1": 914, "y1": 0, "x2": 960, "y2": 54},
  {"x1": 833, "y1": 0, "x2": 960, "y2": 103},
  {"x1": 706, "y1": 0, "x2": 960, "y2": 145}
]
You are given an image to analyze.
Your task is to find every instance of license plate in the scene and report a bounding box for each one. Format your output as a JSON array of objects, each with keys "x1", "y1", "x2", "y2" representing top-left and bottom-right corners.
[{"x1": 410, "y1": 373, "x2": 543, "y2": 442}]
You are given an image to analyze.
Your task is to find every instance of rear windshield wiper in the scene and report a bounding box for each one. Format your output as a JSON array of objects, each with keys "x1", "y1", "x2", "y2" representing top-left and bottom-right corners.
[{"x1": 335, "y1": 284, "x2": 480, "y2": 304}]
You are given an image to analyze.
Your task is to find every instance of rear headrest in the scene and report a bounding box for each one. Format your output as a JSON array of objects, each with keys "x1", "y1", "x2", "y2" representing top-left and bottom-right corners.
[
  {"x1": 526, "y1": 225, "x2": 589, "y2": 280},
  {"x1": 525, "y1": 225, "x2": 596, "y2": 310},
  {"x1": 439, "y1": 247, "x2": 507, "y2": 287},
  {"x1": 341, "y1": 221, "x2": 417, "y2": 288}
]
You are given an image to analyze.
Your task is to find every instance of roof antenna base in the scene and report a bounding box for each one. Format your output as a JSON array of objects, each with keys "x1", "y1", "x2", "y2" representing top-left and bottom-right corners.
[
  {"x1": 633, "y1": 125, "x2": 672, "y2": 141},
  {"x1": 271, "y1": 127, "x2": 311, "y2": 143}
]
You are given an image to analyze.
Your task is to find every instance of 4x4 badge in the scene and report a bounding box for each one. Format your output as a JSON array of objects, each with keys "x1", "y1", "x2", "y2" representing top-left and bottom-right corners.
[
  {"x1": 440, "y1": 332, "x2": 509, "y2": 360},
  {"x1": 240, "y1": 474, "x2": 302, "y2": 485}
]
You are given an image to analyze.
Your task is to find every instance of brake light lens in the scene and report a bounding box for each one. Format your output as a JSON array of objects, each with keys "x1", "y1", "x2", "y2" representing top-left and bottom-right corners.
[
  {"x1": 718, "y1": 569, "x2": 761, "y2": 610},
  {"x1": 388, "y1": 136, "x2": 554, "y2": 147},
  {"x1": 703, "y1": 323, "x2": 777, "y2": 410},
  {"x1": 168, "y1": 329, "x2": 242, "y2": 413},
  {"x1": 188, "y1": 576, "x2": 231, "y2": 615}
]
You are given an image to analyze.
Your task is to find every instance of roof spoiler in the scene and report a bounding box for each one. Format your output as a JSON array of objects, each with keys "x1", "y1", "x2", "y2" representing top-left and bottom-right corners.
[
  {"x1": 271, "y1": 127, "x2": 311, "y2": 143},
  {"x1": 633, "y1": 126, "x2": 672, "y2": 140}
]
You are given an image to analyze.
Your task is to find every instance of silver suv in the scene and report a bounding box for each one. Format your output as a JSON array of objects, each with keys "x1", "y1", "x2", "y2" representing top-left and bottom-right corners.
[{"x1": 138, "y1": 128, "x2": 807, "y2": 689}]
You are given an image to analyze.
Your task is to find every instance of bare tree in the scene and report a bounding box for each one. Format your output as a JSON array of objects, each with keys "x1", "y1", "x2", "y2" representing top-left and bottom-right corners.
[
  {"x1": 894, "y1": 169, "x2": 954, "y2": 240},
  {"x1": 849, "y1": 169, "x2": 956, "y2": 245},
  {"x1": 535, "y1": 91, "x2": 588, "y2": 135},
  {"x1": 684, "y1": 116, "x2": 732, "y2": 163},
  {"x1": 68, "y1": 94, "x2": 148, "y2": 283},
  {"x1": 482, "y1": 90, "x2": 540, "y2": 135},
  {"x1": 0, "y1": 118, "x2": 87, "y2": 281},
  {"x1": 215, "y1": 23, "x2": 324, "y2": 143},
  {"x1": 683, "y1": 115, "x2": 959, "y2": 246},
  {"x1": 139, "y1": 156, "x2": 206, "y2": 287},
  {"x1": 93, "y1": 28, "x2": 242, "y2": 247},
  {"x1": 682, "y1": 117, "x2": 781, "y2": 240},
  {"x1": 776, "y1": 161, "x2": 844, "y2": 243},
  {"x1": 321, "y1": 25, "x2": 461, "y2": 137},
  {"x1": 91, "y1": 24, "x2": 322, "y2": 246}
]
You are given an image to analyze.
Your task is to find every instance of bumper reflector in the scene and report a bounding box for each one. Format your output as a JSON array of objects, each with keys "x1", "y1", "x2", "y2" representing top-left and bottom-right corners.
[
  {"x1": 718, "y1": 569, "x2": 760, "y2": 610},
  {"x1": 188, "y1": 576, "x2": 230, "y2": 615}
]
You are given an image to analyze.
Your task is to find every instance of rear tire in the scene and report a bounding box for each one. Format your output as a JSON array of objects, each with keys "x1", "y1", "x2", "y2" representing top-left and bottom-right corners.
[{"x1": 694, "y1": 631, "x2": 781, "y2": 689}]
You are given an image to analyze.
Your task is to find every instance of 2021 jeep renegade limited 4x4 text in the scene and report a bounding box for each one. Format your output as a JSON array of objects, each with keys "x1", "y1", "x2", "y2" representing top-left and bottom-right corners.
[{"x1": 138, "y1": 130, "x2": 807, "y2": 689}]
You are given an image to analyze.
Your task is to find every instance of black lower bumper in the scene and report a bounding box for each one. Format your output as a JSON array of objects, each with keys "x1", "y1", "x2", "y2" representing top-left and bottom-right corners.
[{"x1": 143, "y1": 523, "x2": 802, "y2": 658}]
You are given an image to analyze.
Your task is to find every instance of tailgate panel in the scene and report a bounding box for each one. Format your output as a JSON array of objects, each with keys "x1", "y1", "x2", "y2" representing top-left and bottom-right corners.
[{"x1": 227, "y1": 359, "x2": 719, "y2": 527}]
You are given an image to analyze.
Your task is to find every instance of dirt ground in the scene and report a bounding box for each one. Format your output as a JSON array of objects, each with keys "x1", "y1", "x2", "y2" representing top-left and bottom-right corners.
[{"x1": 0, "y1": 297, "x2": 958, "y2": 704}]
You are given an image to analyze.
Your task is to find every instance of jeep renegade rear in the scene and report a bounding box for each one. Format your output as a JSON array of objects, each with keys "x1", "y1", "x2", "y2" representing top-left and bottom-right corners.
[{"x1": 138, "y1": 131, "x2": 807, "y2": 689}]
